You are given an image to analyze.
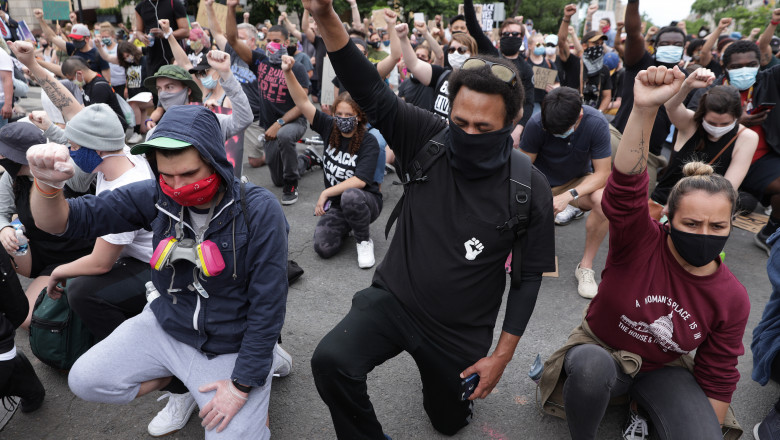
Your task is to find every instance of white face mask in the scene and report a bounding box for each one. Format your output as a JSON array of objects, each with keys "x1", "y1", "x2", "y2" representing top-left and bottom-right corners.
[
  {"x1": 702, "y1": 119, "x2": 736, "y2": 139},
  {"x1": 448, "y1": 52, "x2": 469, "y2": 70}
]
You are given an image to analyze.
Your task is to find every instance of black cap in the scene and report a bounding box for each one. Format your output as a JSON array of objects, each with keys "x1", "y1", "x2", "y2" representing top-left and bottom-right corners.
[
  {"x1": 188, "y1": 56, "x2": 211, "y2": 73},
  {"x1": 0, "y1": 122, "x2": 46, "y2": 165}
]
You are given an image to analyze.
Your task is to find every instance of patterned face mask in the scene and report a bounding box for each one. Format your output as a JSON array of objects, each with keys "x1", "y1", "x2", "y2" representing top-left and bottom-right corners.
[{"x1": 334, "y1": 115, "x2": 358, "y2": 133}]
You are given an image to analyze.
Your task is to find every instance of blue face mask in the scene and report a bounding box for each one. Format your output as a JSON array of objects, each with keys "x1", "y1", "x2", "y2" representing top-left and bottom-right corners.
[
  {"x1": 727, "y1": 66, "x2": 759, "y2": 90},
  {"x1": 533, "y1": 46, "x2": 546, "y2": 56},
  {"x1": 70, "y1": 147, "x2": 103, "y2": 173},
  {"x1": 655, "y1": 45, "x2": 683, "y2": 64},
  {"x1": 382, "y1": 40, "x2": 390, "y2": 47},
  {"x1": 553, "y1": 126, "x2": 575, "y2": 138},
  {"x1": 201, "y1": 75, "x2": 217, "y2": 90}
]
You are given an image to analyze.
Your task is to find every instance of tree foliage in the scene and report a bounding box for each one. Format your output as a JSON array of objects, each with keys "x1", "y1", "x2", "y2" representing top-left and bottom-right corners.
[{"x1": 691, "y1": 0, "x2": 778, "y2": 35}]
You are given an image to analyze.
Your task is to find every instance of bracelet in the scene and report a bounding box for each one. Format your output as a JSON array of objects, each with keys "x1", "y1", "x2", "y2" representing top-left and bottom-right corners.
[
  {"x1": 34, "y1": 179, "x2": 62, "y2": 198},
  {"x1": 145, "y1": 118, "x2": 154, "y2": 123},
  {"x1": 563, "y1": 18, "x2": 571, "y2": 23},
  {"x1": 228, "y1": 381, "x2": 250, "y2": 400}
]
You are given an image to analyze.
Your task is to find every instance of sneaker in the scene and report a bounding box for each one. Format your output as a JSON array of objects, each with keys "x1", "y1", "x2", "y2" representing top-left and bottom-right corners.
[
  {"x1": 356, "y1": 239, "x2": 375, "y2": 269},
  {"x1": 575, "y1": 263, "x2": 598, "y2": 299},
  {"x1": 622, "y1": 407, "x2": 649, "y2": 440},
  {"x1": 147, "y1": 392, "x2": 197, "y2": 437},
  {"x1": 755, "y1": 228, "x2": 773, "y2": 257},
  {"x1": 755, "y1": 406, "x2": 780, "y2": 440},
  {"x1": 126, "y1": 132, "x2": 144, "y2": 144},
  {"x1": 282, "y1": 184, "x2": 298, "y2": 205},
  {"x1": 303, "y1": 147, "x2": 323, "y2": 168},
  {"x1": 272, "y1": 343, "x2": 293, "y2": 378},
  {"x1": 555, "y1": 205, "x2": 584, "y2": 226}
]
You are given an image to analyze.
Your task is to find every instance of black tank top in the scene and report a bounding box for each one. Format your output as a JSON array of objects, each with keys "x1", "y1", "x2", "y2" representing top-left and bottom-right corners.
[{"x1": 651, "y1": 124, "x2": 740, "y2": 205}]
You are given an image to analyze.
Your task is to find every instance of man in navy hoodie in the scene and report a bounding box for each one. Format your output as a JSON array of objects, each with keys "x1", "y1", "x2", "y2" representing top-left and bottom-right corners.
[{"x1": 26, "y1": 105, "x2": 289, "y2": 439}]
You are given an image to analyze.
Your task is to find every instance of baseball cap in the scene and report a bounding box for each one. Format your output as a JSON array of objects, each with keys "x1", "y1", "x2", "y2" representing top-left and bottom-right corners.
[
  {"x1": 583, "y1": 31, "x2": 608, "y2": 44},
  {"x1": 0, "y1": 123, "x2": 46, "y2": 165},
  {"x1": 130, "y1": 136, "x2": 191, "y2": 155},
  {"x1": 68, "y1": 24, "x2": 90, "y2": 40},
  {"x1": 545, "y1": 35, "x2": 559, "y2": 46}
]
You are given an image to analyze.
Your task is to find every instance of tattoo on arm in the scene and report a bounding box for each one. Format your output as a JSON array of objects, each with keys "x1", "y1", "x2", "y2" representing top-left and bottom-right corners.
[
  {"x1": 629, "y1": 130, "x2": 647, "y2": 175},
  {"x1": 37, "y1": 75, "x2": 76, "y2": 112}
]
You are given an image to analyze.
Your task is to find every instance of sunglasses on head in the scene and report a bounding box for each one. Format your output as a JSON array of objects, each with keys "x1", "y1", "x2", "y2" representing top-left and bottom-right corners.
[
  {"x1": 461, "y1": 58, "x2": 517, "y2": 87},
  {"x1": 501, "y1": 31, "x2": 522, "y2": 38},
  {"x1": 447, "y1": 46, "x2": 469, "y2": 54}
]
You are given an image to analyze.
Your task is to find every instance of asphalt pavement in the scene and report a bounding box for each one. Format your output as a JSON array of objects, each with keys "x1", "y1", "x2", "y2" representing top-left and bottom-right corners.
[{"x1": 2, "y1": 87, "x2": 775, "y2": 439}]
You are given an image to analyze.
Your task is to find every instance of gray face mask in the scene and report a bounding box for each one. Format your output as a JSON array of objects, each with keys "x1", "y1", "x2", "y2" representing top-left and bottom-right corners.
[{"x1": 158, "y1": 88, "x2": 189, "y2": 110}]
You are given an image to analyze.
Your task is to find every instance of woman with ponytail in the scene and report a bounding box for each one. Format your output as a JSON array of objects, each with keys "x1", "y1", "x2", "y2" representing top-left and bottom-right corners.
[{"x1": 281, "y1": 55, "x2": 382, "y2": 269}]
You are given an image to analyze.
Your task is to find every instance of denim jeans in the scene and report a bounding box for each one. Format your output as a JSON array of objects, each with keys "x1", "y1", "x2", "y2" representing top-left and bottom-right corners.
[{"x1": 562, "y1": 344, "x2": 722, "y2": 440}]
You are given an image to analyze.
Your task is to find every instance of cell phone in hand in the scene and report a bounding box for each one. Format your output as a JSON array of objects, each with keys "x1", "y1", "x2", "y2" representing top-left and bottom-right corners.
[
  {"x1": 749, "y1": 103, "x2": 776, "y2": 115},
  {"x1": 460, "y1": 373, "x2": 479, "y2": 401}
]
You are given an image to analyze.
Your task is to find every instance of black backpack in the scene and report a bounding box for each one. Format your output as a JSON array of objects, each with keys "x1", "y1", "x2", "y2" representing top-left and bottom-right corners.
[{"x1": 385, "y1": 128, "x2": 533, "y2": 285}]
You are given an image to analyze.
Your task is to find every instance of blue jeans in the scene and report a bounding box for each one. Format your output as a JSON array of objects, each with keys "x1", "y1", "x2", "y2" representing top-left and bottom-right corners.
[{"x1": 562, "y1": 344, "x2": 722, "y2": 440}]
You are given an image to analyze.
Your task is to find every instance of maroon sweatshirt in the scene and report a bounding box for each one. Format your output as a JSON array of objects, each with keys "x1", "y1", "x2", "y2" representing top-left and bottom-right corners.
[{"x1": 587, "y1": 169, "x2": 750, "y2": 402}]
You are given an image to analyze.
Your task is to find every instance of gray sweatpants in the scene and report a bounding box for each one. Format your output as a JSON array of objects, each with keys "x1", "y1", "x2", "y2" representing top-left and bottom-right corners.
[
  {"x1": 265, "y1": 116, "x2": 307, "y2": 187},
  {"x1": 68, "y1": 306, "x2": 272, "y2": 439}
]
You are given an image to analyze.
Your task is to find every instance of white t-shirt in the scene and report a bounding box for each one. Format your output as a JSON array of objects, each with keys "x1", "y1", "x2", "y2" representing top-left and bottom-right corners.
[
  {"x1": 0, "y1": 50, "x2": 13, "y2": 102},
  {"x1": 106, "y1": 44, "x2": 127, "y2": 86},
  {"x1": 96, "y1": 149, "x2": 154, "y2": 262}
]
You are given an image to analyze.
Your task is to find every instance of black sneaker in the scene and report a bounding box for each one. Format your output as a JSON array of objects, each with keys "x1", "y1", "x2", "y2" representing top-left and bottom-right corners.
[
  {"x1": 755, "y1": 227, "x2": 773, "y2": 257},
  {"x1": 303, "y1": 147, "x2": 323, "y2": 168},
  {"x1": 282, "y1": 183, "x2": 298, "y2": 205},
  {"x1": 755, "y1": 406, "x2": 780, "y2": 440}
]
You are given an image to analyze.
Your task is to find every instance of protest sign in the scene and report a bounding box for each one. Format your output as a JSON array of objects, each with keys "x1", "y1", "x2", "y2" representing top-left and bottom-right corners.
[{"x1": 532, "y1": 66, "x2": 557, "y2": 90}]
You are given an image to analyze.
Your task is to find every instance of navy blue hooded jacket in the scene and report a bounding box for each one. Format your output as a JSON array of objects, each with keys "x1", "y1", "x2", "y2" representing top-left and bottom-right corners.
[{"x1": 60, "y1": 105, "x2": 289, "y2": 387}]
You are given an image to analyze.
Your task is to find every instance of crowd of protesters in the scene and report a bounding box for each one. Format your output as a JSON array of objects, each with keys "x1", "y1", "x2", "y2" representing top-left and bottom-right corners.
[{"x1": 0, "y1": 0, "x2": 779, "y2": 438}]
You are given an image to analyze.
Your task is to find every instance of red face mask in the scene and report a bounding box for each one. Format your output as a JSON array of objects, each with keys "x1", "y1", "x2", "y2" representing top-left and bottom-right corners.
[
  {"x1": 159, "y1": 173, "x2": 220, "y2": 206},
  {"x1": 601, "y1": 25, "x2": 611, "y2": 34}
]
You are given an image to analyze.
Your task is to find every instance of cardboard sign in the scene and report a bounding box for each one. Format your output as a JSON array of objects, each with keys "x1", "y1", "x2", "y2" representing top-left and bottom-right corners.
[
  {"x1": 196, "y1": 0, "x2": 228, "y2": 34},
  {"x1": 320, "y1": 55, "x2": 336, "y2": 106},
  {"x1": 458, "y1": 4, "x2": 493, "y2": 31},
  {"x1": 734, "y1": 212, "x2": 769, "y2": 233},
  {"x1": 42, "y1": 0, "x2": 71, "y2": 21},
  {"x1": 532, "y1": 66, "x2": 557, "y2": 90},
  {"x1": 413, "y1": 13, "x2": 425, "y2": 24},
  {"x1": 16, "y1": 20, "x2": 35, "y2": 42},
  {"x1": 371, "y1": 9, "x2": 387, "y2": 29}
]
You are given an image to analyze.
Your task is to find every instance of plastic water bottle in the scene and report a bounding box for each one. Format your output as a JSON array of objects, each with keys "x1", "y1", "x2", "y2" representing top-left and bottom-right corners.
[
  {"x1": 11, "y1": 221, "x2": 28, "y2": 256},
  {"x1": 528, "y1": 353, "x2": 543, "y2": 384},
  {"x1": 145, "y1": 281, "x2": 160, "y2": 303}
]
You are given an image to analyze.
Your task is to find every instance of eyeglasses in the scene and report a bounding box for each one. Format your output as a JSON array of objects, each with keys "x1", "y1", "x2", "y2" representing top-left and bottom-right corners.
[
  {"x1": 461, "y1": 58, "x2": 517, "y2": 87},
  {"x1": 447, "y1": 46, "x2": 469, "y2": 55},
  {"x1": 501, "y1": 31, "x2": 522, "y2": 38},
  {"x1": 416, "y1": 55, "x2": 429, "y2": 62}
]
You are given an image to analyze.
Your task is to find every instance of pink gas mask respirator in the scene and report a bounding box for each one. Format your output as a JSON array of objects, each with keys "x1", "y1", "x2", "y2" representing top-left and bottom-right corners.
[{"x1": 149, "y1": 201, "x2": 225, "y2": 298}]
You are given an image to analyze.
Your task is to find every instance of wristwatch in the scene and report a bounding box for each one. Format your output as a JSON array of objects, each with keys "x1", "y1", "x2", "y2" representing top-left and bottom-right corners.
[
  {"x1": 276, "y1": 118, "x2": 286, "y2": 126},
  {"x1": 569, "y1": 188, "x2": 579, "y2": 200},
  {"x1": 232, "y1": 379, "x2": 252, "y2": 393}
]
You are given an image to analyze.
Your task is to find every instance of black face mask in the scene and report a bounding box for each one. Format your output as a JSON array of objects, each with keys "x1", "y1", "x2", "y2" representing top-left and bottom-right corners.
[
  {"x1": 72, "y1": 40, "x2": 87, "y2": 50},
  {"x1": 499, "y1": 36, "x2": 523, "y2": 56},
  {"x1": 0, "y1": 158, "x2": 22, "y2": 179},
  {"x1": 446, "y1": 119, "x2": 513, "y2": 179},
  {"x1": 668, "y1": 224, "x2": 729, "y2": 268},
  {"x1": 368, "y1": 41, "x2": 380, "y2": 49},
  {"x1": 286, "y1": 45, "x2": 296, "y2": 56}
]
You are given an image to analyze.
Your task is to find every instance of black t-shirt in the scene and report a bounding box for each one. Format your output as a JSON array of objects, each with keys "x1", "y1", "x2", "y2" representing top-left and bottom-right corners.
[
  {"x1": 186, "y1": 46, "x2": 210, "y2": 67},
  {"x1": 398, "y1": 75, "x2": 435, "y2": 112},
  {"x1": 428, "y1": 65, "x2": 452, "y2": 119},
  {"x1": 224, "y1": 42, "x2": 263, "y2": 121},
  {"x1": 527, "y1": 57, "x2": 560, "y2": 104},
  {"x1": 613, "y1": 51, "x2": 678, "y2": 155},
  {"x1": 134, "y1": 0, "x2": 186, "y2": 74},
  {"x1": 83, "y1": 75, "x2": 128, "y2": 130},
  {"x1": 311, "y1": 110, "x2": 381, "y2": 203},
  {"x1": 583, "y1": 66, "x2": 613, "y2": 109},
  {"x1": 505, "y1": 56, "x2": 536, "y2": 127},
  {"x1": 327, "y1": 42, "x2": 555, "y2": 360},
  {"x1": 256, "y1": 54, "x2": 310, "y2": 128},
  {"x1": 651, "y1": 125, "x2": 739, "y2": 204},
  {"x1": 556, "y1": 55, "x2": 581, "y2": 90},
  {"x1": 125, "y1": 57, "x2": 149, "y2": 98},
  {"x1": 302, "y1": 34, "x2": 327, "y2": 85},
  {"x1": 66, "y1": 44, "x2": 109, "y2": 73}
]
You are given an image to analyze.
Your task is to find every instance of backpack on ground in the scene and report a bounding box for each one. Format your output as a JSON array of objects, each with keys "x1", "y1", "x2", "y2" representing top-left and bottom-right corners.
[
  {"x1": 385, "y1": 128, "x2": 533, "y2": 286},
  {"x1": 29, "y1": 284, "x2": 94, "y2": 370}
]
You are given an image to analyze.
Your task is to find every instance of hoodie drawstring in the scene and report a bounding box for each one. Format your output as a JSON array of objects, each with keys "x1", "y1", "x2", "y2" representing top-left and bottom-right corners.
[{"x1": 232, "y1": 216, "x2": 237, "y2": 280}]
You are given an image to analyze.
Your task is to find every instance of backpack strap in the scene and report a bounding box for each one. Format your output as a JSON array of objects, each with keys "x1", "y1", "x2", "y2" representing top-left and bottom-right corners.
[
  {"x1": 497, "y1": 149, "x2": 533, "y2": 287},
  {"x1": 384, "y1": 128, "x2": 448, "y2": 239}
]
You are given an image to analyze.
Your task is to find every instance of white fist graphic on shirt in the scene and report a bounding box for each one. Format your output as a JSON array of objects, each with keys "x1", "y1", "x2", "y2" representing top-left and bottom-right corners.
[{"x1": 464, "y1": 238, "x2": 484, "y2": 261}]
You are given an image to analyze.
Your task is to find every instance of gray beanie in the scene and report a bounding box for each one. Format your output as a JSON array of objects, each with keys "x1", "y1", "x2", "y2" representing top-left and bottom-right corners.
[{"x1": 64, "y1": 104, "x2": 126, "y2": 151}]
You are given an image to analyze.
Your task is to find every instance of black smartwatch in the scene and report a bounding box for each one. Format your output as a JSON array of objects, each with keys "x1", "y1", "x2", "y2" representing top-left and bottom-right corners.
[
  {"x1": 232, "y1": 379, "x2": 252, "y2": 393},
  {"x1": 569, "y1": 188, "x2": 579, "y2": 200}
]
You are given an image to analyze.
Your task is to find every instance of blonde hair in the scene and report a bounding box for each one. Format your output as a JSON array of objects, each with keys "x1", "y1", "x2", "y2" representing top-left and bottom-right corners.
[
  {"x1": 667, "y1": 161, "x2": 738, "y2": 220},
  {"x1": 99, "y1": 22, "x2": 114, "y2": 34}
]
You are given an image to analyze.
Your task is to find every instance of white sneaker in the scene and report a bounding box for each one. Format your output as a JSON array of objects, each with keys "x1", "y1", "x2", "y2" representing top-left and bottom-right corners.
[
  {"x1": 127, "y1": 132, "x2": 144, "y2": 144},
  {"x1": 622, "y1": 408, "x2": 649, "y2": 439},
  {"x1": 356, "y1": 239, "x2": 375, "y2": 269},
  {"x1": 555, "y1": 205, "x2": 584, "y2": 226},
  {"x1": 147, "y1": 392, "x2": 197, "y2": 437},
  {"x1": 575, "y1": 264, "x2": 599, "y2": 299},
  {"x1": 272, "y1": 343, "x2": 292, "y2": 378}
]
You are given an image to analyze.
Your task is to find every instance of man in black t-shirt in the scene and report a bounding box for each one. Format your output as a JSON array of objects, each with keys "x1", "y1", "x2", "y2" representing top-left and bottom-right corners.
[
  {"x1": 305, "y1": 4, "x2": 555, "y2": 439},
  {"x1": 61, "y1": 58, "x2": 128, "y2": 131},
  {"x1": 133, "y1": 0, "x2": 188, "y2": 75},
  {"x1": 398, "y1": 45, "x2": 435, "y2": 111},
  {"x1": 34, "y1": 11, "x2": 111, "y2": 80}
]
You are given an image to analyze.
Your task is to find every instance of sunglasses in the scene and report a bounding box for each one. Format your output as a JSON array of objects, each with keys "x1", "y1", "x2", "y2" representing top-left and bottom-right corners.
[
  {"x1": 501, "y1": 31, "x2": 522, "y2": 38},
  {"x1": 461, "y1": 58, "x2": 517, "y2": 87},
  {"x1": 546, "y1": 43, "x2": 556, "y2": 47},
  {"x1": 447, "y1": 46, "x2": 469, "y2": 54}
]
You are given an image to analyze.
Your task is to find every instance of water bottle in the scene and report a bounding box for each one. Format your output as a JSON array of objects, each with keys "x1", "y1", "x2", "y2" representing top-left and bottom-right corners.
[
  {"x1": 11, "y1": 221, "x2": 28, "y2": 256},
  {"x1": 148, "y1": 34, "x2": 155, "y2": 47},
  {"x1": 528, "y1": 353, "x2": 543, "y2": 384},
  {"x1": 145, "y1": 281, "x2": 160, "y2": 303}
]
